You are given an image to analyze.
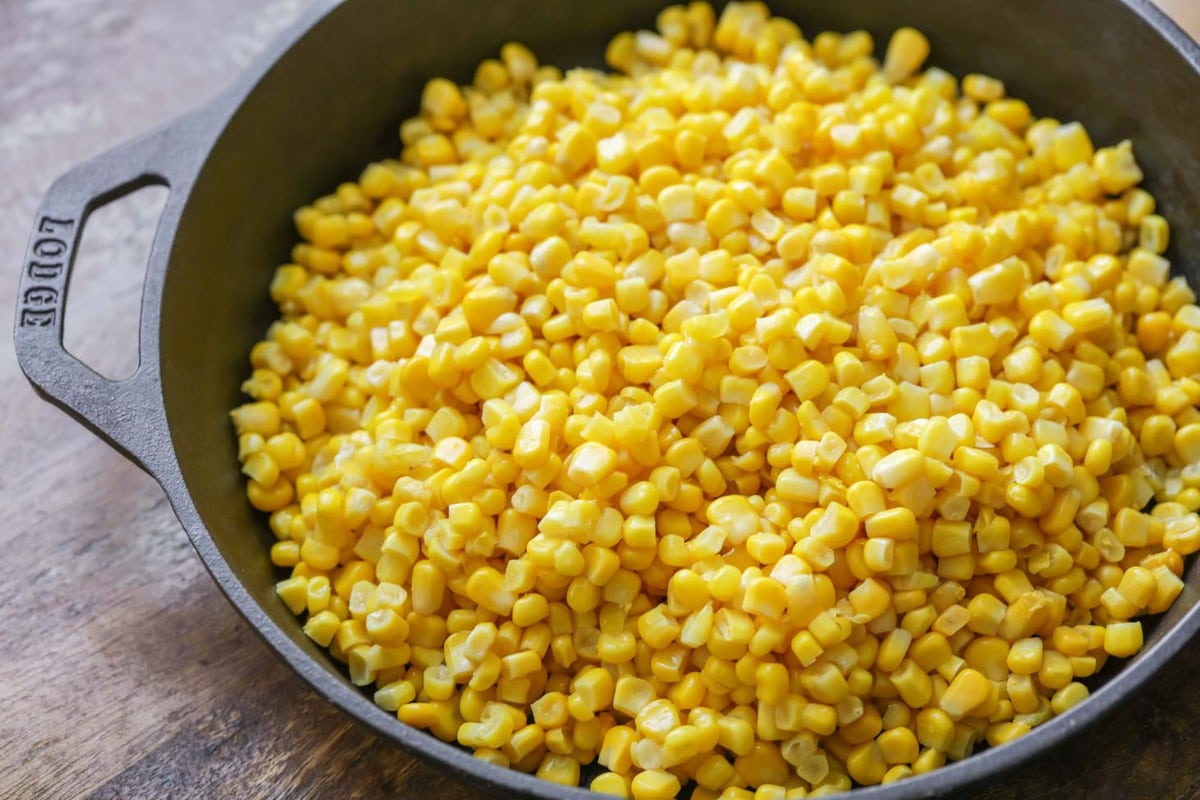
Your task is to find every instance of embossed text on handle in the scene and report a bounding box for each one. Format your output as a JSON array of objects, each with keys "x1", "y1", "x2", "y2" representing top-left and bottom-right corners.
[{"x1": 20, "y1": 216, "x2": 75, "y2": 328}]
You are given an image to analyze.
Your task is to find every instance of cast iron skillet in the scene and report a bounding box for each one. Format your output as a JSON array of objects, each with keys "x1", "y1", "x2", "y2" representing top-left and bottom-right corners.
[{"x1": 14, "y1": 0, "x2": 1200, "y2": 797}]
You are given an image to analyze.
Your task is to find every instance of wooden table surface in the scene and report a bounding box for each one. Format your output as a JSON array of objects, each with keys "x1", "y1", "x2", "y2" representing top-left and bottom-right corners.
[{"x1": 4, "y1": 1, "x2": 1200, "y2": 798}]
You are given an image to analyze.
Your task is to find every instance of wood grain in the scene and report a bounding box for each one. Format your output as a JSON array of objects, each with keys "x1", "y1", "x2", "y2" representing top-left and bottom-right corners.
[
  {"x1": 1, "y1": 1, "x2": 1198, "y2": 798},
  {"x1": 1161, "y1": 0, "x2": 1200, "y2": 43}
]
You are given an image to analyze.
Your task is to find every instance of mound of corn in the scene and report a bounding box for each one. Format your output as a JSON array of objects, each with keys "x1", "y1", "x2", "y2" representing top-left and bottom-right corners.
[{"x1": 232, "y1": 3, "x2": 1200, "y2": 796}]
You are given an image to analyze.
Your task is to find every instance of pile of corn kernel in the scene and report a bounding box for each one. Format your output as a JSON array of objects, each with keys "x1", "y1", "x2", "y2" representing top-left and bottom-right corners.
[{"x1": 231, "y1": 2, "x2": 1200, "y2": 796}]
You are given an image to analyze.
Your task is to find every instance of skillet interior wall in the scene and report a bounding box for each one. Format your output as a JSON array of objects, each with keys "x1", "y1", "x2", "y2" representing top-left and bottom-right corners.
[{"x1": 160, "y1": 0, "x2": 1200, "y2": 682}]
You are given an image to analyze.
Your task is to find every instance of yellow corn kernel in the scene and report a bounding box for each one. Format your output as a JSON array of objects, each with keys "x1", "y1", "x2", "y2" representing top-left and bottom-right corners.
[
  {"x1": 1051, "y1": 682, "x2": 1090, "y2": 715},
  {"x1": 1094, "y1": 140, "x2": 1143, "y2": 193},
  {"x1": 304, "y1": 610, "x2": 341, "y2": 647},
  {"x1": 567, "y1": 441, "x2": 619, "y2": 486},
  {"x1": 872, "y1": 449, "x2": 925, "y2": 489},
  {"x1": 884, "y1": 27, "x2": 930, "y2": 83},
  {"x1": 654, "y1": 379, "x2": 699, "y2": 419},
  {"x1": 531, "y1": 690, "x2": 570, "y2": 728},
  {"x1": 591, "y1": 772, "x2": 630, "y2": 798},
  {"x1": 535, "y1": 753, "x2": 580, "y2": 787},
  {"x1": 465, "y1": 567, "x2": 515, "y2": 616},
  {"x1": 1104, "y1": 621, "x2": 1144, "y2": 658},
  {"x1": 939, "y1": 668, "x2": 992, "y2": 720},
  {"x1": 915, "y1": 708, "x2": 955, "y2": 753},
  {"x1": 1006, "y1": 638, "x2": 1043, "y2": 675},
  {"x1": 631, "y1": 770, "x2": 681, "y2": 800},
  {"x1": 878, "y1": 726, "x2": 920, "y2": 765},
  {"x1": 891, "y1": 661, "x2": 933, "y2": 709}
]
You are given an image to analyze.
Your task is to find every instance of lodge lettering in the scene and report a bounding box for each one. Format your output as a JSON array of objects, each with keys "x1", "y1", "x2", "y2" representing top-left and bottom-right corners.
[
  {"x1": 24, "y1": 287, "x2": 58, "y2": 306},
  {"x1": 20, "y1": 308, "x2": 55, "y2": 327},
  {"x1": 37, "y1": 216, "x2": 72, "y2": 235},
  {"x1": 32, "y1": 237, "x2": 66, "y2": 258},
  {"x1": 28, "y1": 261, "x2": 63, "y2": 280},
  {"x1": 19, "y1": 215, "x2": 75, "y2": 328}
]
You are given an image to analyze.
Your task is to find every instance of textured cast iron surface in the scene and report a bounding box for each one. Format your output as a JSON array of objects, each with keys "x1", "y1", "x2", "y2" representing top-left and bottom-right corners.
[{"x1": 13, "y1": 1, "x2": 1200, "y2": 798}]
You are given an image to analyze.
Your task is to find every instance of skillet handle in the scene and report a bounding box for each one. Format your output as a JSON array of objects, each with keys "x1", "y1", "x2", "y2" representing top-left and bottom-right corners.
[{"x1": 13, "y1": 117, "x2": 198, "y2": 474}]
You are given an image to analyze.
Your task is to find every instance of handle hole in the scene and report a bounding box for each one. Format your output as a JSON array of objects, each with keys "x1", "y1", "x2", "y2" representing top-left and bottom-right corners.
[{"x1": 63, "y1": 184, "x2": 169, "y2": 381}]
